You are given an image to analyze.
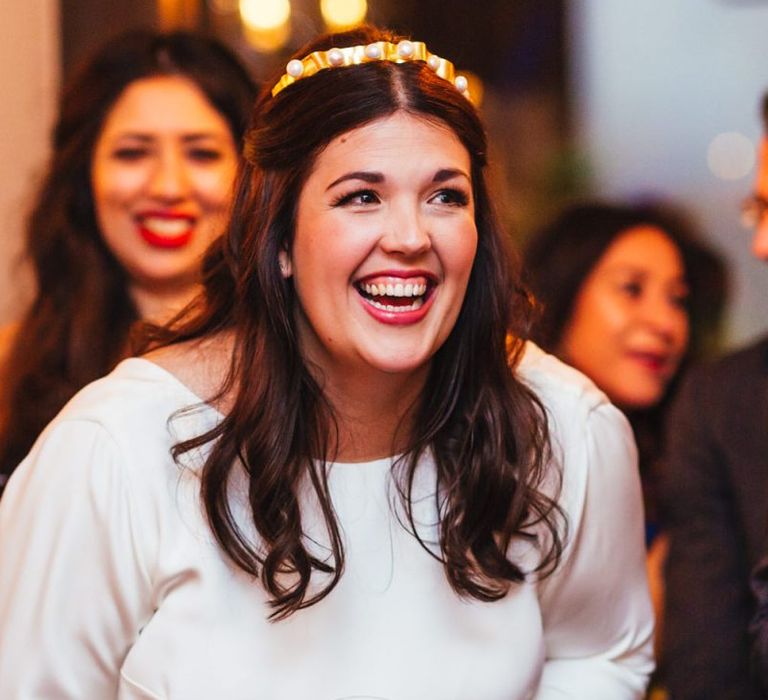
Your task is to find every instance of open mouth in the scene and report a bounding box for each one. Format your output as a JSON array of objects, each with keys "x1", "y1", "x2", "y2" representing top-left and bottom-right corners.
[
  {"x1": 355, "y1": 274, "x2": 435, "y2": 314},
  {"x1": 137, "y1": 214, "x2": 196, "y2": 249}
]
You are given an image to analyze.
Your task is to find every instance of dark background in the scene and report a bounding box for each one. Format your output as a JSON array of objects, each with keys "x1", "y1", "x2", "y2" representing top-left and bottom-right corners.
[{"x1": 60, "y1": 0, "x2": 574, "y2": 241}]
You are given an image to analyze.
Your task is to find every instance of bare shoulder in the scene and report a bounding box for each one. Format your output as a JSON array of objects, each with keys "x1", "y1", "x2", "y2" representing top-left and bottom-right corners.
[{"x1": 143, "y1": 331, "x2": 235, "y2": 410}]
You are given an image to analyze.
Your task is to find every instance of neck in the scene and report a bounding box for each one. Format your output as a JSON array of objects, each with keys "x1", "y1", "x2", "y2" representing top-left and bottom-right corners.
[
  {"x1": 319, "y1": 363, "x2": 428, "y2": 463},
  {"x1": 130, "y1": 281, "x2": 201, "y2": 324}
]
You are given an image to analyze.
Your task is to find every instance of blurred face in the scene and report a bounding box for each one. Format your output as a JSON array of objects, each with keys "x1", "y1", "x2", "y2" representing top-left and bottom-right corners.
[
  {"x1": 283, "y1": 112, "x2": 477, "y2": 386},
  {"x1": 752, "y1": 137, "x2": 768, "y2": 261},
  {"x1": 558, "y1": 226, "x2": 690, "y2": 410},
  {"x1": 91, "y1": 75, "x2": 238, "y2": 303}
]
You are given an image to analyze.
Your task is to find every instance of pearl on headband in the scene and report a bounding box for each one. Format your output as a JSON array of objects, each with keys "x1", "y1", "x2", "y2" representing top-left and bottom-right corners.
[{"x1": 270, "y1": 40, "x2": 471, "y2": 100}]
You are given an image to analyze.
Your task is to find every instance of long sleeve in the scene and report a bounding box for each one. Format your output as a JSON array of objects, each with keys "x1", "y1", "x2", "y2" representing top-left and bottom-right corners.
[
  {"x1": 661, "y1": 370, "x2": 761, "y2": 699},
  {"x1": 0, "y1": 419, "x2": 155, "y2": 698},
  {"x1": 536, "y1": 402, "x2": 654, "y2": 699}
]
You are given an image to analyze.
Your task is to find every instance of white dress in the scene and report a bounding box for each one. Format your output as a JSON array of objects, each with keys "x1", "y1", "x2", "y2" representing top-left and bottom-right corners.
[{"x1": 0, "y1": 343, "x2": 653, "y2": 699}]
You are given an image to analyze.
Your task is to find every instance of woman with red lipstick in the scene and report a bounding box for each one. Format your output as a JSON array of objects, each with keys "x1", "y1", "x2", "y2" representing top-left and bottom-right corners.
[
  {"x1": 523, "y1": 200, "x2": 727, "y2": 687},
  {"x1": 0, "y1": 30, "x2": 257, "y2": 491},
  {"x1": 0, "y1": 27, "x2": 653, "y2": 698}
]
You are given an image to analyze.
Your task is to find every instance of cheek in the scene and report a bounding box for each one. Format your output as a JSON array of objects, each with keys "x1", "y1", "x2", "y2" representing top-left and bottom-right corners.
[
  {"x1": 568, "y1": 292, "x2": 623, "y2": 351},
  {"x1": 192, "y1": 162, "x2": 238, "y2": 209},
  {"x1": 444, "y1": 225, "x2": 478, "y2": 284},
  {"x1": 91, "y1": 163, "x2": 147, "y2": 209},
  {"x1": 587, "y1": 292, "x2": 631, "y2": 335}
]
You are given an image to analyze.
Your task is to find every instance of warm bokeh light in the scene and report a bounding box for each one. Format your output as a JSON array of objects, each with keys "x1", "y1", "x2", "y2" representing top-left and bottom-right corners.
[
  {"x1": 158, "y1": 0, "x2": 200, "y2": 29},
  {"x1": 239, "y1": 0, "x2": 290, "y2": 31},
  {"x1": 707, "y1": 131, "x2": 755, "y2": 181},
  {"x1": 242, "y1": 23, "x2": 290, "y2": 53},
  {"x1": 239, "y1": 0, "x2": 290, "y2": 52},
  {"x1": 320, "y1": 0, "x2": 367, "y2": 31}
]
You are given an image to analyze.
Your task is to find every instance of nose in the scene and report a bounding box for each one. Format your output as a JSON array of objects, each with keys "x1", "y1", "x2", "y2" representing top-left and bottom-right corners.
[
  {"x1": 753, "y1": 218, "x2": 768, "y2": 262},
  {"x1": 379, "y1": 202, "x2": 432, "y2": 256},
  {"x1": 147, "y1": 150, "x2": 190, "y2": 202},
  {"x1": 643, "y1": 294, "x2": 688, "y2": 346}
]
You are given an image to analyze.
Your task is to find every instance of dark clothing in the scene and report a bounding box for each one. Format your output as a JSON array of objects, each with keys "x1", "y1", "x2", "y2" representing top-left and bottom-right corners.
[
  {"x1": 662, "y1": 336, "x2": 768, "y2": 700},
  {"x1": 751, "y1": 556, "x2": 768, "y2": 696}
]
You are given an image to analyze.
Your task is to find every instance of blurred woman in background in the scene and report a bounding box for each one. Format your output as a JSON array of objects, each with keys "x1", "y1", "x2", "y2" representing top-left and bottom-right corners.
[
  {"x1": 523, "y1": 200, "x2": 728, "y2": 682},
  {"x1": 0, "y1": 30, "x2": 257, "y2": 490}
]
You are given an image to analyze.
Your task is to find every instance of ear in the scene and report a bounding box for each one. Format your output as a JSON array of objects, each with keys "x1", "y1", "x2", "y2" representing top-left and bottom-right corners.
[{"x1": 278, "y1": 249, "x2": 293, "y2": 278}]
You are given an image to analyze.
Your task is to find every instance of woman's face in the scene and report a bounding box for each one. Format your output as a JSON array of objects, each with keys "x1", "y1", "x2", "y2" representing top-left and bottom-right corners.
[
  {"x1": 284, "y1": 112, "x2": 478, "y2": 385},
  {"x1": 558, "y1": 225, "x2": 690, "y2": 410},
  {"x1": 91, "y1": 75, "x2": 238, "y2": 306}
]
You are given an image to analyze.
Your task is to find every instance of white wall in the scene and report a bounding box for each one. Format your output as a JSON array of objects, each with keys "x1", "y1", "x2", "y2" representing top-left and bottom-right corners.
[
  {"x1": 0, "y1": 0, "x2": 60, "y2": 324},
  {"x1": 570, "y1": 0, "x2": 768, "y2": 349}
]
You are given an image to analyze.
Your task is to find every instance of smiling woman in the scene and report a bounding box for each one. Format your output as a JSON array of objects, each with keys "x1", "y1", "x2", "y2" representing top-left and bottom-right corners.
[
  {"x1": 286, "y1": 114, "x2": 476, "y2": 415},
  {"x1": 0, "y1": 26, "x2": 653, "y2": 699},
  {"x1": 0, "y1": 30, "x2": 256, "y2": 487},
  {"x1": 523, "y1": 201, "x2": 728, "y2": 687},
  {"x1": 91, "y1": 74, "x2": 239, "y2": 317}
]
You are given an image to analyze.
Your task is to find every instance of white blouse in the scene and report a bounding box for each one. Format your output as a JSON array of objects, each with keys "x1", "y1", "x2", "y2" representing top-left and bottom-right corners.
[{"x1": 0, "y1": 343, "x2": 653, "y2": 699}]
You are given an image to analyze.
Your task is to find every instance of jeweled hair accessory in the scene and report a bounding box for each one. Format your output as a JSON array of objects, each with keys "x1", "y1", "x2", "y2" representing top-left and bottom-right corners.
[{"x1": 271, "y1": 40, "x2": 470, "y2": 99}]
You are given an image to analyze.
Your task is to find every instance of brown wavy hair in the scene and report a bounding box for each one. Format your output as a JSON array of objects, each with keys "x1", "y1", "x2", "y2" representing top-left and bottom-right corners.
[
  {"x1": 155, "y1": 25, "x2": 564, "y2": 620},
  {"x1": 0, "y1": 30, "x2": 257, "y2": 487}
]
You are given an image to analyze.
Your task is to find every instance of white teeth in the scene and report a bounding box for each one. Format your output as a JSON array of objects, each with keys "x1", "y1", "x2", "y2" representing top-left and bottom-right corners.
[
  {"x1": 361, "y1": 282, "x2": 427, "y2": 298},
  {"x1": 140, "y1": 217, "x2": 192, "y2": 236},
  {"x1": 366, "y1": 297, "x2": 425, "y2": 312}
]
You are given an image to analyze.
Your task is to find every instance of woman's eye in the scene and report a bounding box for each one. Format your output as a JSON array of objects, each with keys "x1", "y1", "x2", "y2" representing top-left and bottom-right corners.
[
  {"x1": 430, "y1": 188, "x2": 469, "y2": 206},
  {"x1": 332, "y1": 189, "x2": 380, "y2": 207},
  {"x1": 670, "y1": 290, "x2": 690, "y2": 310},
  {"x1": 620, "y1": 281, "x2": 643, "y2": 298},
  {"x1": 112, "y1": 148, "x2": 148, "y2": 161},
  {"x1": 188, "y1": 148, "x2": 223, "y2": 162}
]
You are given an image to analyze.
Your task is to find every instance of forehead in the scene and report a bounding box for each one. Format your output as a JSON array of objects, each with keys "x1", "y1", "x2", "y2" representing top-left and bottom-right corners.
[
  {"x1": 309, "y1": 112, "x2": 470, "y2": 175},
  {"x1": 597, "y1": 225, "x2": 684, "y2": 274},
  {"x1": 99, "y1": 75, "x2": 230, "y2": 136}
]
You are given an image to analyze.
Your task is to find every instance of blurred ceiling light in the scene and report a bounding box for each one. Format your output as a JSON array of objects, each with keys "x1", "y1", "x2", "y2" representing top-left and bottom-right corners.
[
  {"x1": 158, "y1": 0, "x2": 200, "y2": 29},
  {"x1": 320, "y1": 0, "x2": 367, "y2": 31},
  {"x1": 707, "y1": 131, "x2": 755, "y2": 181},
  {"x1": 240, "y1": 0, "x2": 290, "y2": 31},
  {"x1": 239, "y1": 0, "x2": 291, "y2": 52}
]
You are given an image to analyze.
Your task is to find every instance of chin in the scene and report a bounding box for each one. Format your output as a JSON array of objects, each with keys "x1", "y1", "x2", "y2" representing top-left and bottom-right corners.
[
  {"x1": 358, "y1": 348, "x2": 434, "y2": 376},
  {"x1": 617, "y1": 392, "x2": 664, "y2": 412}
]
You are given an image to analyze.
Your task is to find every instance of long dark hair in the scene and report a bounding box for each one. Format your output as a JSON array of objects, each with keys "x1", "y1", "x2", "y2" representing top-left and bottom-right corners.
[
  {"x1": 0, "y1": 30, "x2": 257, "y2": 485},
  {"x1": 523, "y1": 201, "x2": 727, "y2": 527},
  {"x1": 155, "y1": 25, "x2": 563, "y2": 620}
]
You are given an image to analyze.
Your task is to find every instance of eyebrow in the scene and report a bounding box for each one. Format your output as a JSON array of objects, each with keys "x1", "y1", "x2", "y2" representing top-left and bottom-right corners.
[
  {"x1": 433, "y1": 168, "x2": 471, "y2": 184},
  {"x1": 325, "y1": 167, "x2": 471, "y2": 191},
  {"x1": 604, "y1": 264, "x2": 689, "y2": 281},
  {"x1": 110, "y1": 132, "x2": 226, "y2": 143},
  {"x1": 326, "y1": 171, "x2": 384, "y2": 190}
]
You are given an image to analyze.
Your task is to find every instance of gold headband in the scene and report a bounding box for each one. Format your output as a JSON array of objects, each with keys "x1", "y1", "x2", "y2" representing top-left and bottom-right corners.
[{"x1": 271, "y1": 40, "x2": 469, "y2": 99}]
